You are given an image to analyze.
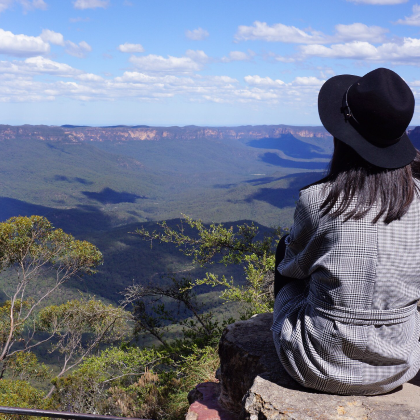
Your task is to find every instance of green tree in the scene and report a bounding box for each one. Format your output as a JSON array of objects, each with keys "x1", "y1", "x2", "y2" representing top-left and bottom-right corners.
[
  {"x1": 132, "y1": 216, "x2": 283, "y2": 331},
  {"x1": 0, "y1": 379, "x2": 53, "y2": 420},
  {"x1": 51, "y1": 341, "x2": 219, "y2": 420},
  {"x1": 5, "y1": 352, "x2": 50, "y2": 382},
  {"x1": 38, "y1": 297, "x2": 130, "y2": 397},
  {"x1": 50, "y1": 345, "x2": 165, "y2": 417},
  {"x1": 0, "y1": 216, "x2": 103, "y2": 377},
  {"x1": 124, "y1": 276, "x2": 224, "y2": 348}
]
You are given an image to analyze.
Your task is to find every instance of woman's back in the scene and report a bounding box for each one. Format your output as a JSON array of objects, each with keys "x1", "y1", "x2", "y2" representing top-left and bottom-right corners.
[
  {"x1": 374, "y1": 183, "x2": 420, "y2": 309},
  {"x1": 272, "y1": 181, "x2": 420, "y2": 395},
  {"x1": 299, "y1": 181, "x2": 420, "y2": 310}
]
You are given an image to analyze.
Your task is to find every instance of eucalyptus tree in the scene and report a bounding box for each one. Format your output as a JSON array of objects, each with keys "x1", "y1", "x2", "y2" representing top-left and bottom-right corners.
[{"x1": 0, "y1": 215, "x2": 103, "y2": 377}]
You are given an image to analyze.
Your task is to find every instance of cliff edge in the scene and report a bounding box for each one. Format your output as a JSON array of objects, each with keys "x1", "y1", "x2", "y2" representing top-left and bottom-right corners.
[{"x1": 188, "y1": 313, "x2": 420, "y2": 420}]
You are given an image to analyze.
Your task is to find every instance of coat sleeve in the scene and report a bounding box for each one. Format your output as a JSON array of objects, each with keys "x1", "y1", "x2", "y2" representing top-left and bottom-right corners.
[{"x1": 278, "y1": 187, "x2": 321, "y2": 279}]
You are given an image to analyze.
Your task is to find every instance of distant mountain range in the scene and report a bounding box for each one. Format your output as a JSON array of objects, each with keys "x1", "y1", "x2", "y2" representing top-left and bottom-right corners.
[
  {"x1": 2, "y1": 123, "x2": 418, "y2": 144},
  {"x1": 0, "y1": 124, "x2": 331, "y2": 143},
  {"x1": 3, "y1": 123, "x2": 419, "y2": 153}
]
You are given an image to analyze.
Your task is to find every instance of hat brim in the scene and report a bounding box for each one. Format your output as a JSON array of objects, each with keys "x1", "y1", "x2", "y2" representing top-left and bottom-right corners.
[{"x1": 318, "y1": 74, "x2": 416, "y2": 169}]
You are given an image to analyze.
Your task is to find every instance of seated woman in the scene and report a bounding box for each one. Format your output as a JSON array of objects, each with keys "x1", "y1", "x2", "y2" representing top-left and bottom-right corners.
[{"x1": 272, "y1": 67, "x2": 420, "y2": 396}]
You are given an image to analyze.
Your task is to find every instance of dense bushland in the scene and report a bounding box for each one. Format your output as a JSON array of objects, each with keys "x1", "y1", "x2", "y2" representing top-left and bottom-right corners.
[{"x1": 0, "y1": 215, "x2": 282, "y2": 420}]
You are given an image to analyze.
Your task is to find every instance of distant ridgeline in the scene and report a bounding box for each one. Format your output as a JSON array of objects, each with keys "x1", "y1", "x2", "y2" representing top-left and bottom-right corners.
[
  {"x1": 0, "y1": 124, "x2": 331, "y2": 143},
  {"x1": 0, "y1": 123, "x2": 418, "y2": 144},
  {"x1": 1, "y1": 123, "x2": 418, "y2": 150}
]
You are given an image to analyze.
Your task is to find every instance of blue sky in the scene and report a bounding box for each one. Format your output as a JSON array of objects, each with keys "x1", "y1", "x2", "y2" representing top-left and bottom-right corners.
[{"x1": 2, "y1": 0, "x2": 420, "y2": 126}]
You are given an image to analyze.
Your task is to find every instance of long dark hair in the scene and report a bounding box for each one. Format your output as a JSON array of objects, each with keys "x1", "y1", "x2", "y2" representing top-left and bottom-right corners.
[{"x1": 320, "y1": 139, "x2": 420, "y2": 224}]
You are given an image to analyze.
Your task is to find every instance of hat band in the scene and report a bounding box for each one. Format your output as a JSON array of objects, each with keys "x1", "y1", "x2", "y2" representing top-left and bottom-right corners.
[
  {"x1": 340, "y1": 83, "x2": 404, "y2": 148},
  {"x1": 341, "y1": 85, "x2": 361, "y2": 124}
]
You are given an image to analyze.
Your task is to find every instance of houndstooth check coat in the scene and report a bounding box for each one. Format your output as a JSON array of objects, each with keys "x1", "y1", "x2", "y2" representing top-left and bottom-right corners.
[{"x1": 272, "y1": 181, "x2": 420, "y2": 395}]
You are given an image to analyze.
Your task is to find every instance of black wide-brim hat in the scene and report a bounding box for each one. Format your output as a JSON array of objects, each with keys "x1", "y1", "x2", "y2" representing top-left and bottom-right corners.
[{"x1": 318, "y1": 68, "x2": 416, "y2": 169}]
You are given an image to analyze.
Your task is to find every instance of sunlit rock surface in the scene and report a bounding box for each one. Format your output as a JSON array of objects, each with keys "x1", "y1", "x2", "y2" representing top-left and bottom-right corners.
[{"x1": 217, "y1": 312, "x2": 420, "y2": 420}]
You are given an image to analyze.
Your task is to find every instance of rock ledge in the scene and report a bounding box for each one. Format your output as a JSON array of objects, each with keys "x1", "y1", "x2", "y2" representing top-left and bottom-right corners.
[{"x1": 217, "y1": 312, "x2": 420, "y2": 420}]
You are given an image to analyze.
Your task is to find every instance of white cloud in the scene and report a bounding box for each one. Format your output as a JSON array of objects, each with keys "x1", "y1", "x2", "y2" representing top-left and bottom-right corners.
[
  {"x1": 64, "y1": 40, "x2": 92, "y2": 58},
  {"x1": 108, "y1": 72, "x2": 240, "y2": 102},
  {"x1": 76, "y1": 73, "x2": 104, "y2": 82},
  {"x1": 0, "y1": 29, "x2": 92, "y2": 58},
  {"x1": 185, "y1": 27, "x2": 209, "y2": 41},
  {"x1": 244, "y1": 74, "x2": 323, "y2": 89},
  {"x1": 207, "y1": 75, "x2": 238, "y2": 84},
  {"x1": 128, "y1": 50, "x2": 208, "y2": 73},
  {"x1": 104, "y1": 72, "x2": 240, "y2": 102},
  {"x1": 118, "y1": 43, "x2": 144, "y2": 53},
  {"x1": 396, "y1": 4, "x2": 420, "y2": 25},
  {"x1": 40, "y1": 29, "x2": 64, "y2": 46},
  {"x1": 0, "y1": 56, "x2": 83, "y2": 76},
  {"x1": 114, "y1": 73, "x2": 236, "y2": 89},
  {"x1": 291, "y1": 76, "x2": 325, "y2": 86},
  {"x1": 235, "y1": 21, "x2": 325, "y2": 43},
  {"x1": 376, "y1": 38, "x2": 420, "y2": 63},
  {"x1": 347, "y1": 0, "x2": 407, "y2": 4},
  {"x1": 299, "y1": 38, "x2": 420, "y2": 65},
  {"x1": 0, "y1": 64, "x2": 328, "y2": 107},
  {"x1": 0, "y1": 28, "x2": 328, "y2": 108},
  {"x1": 0, "y1": 0, "x2": 47, "y2": 13},
  {"x1": 185, "y1": 49, "x2": 208, "y2": 63},
  {"x1": 300, "y1": 41, "x2": 378, "y2": 59},
  {"x1": 0, "y1": 28, "x2": 49, "y2": 57},
  {"x1": 39, "y1": 29, "x2": 91, "y2": 58},
  {"x1": 129, "y1": 54, "x2": 203, "y2": 73},
  {"x1": 234, "y1": 21, "x2": 388, "y2": 45},
  {"x1": 23, "y1": 56, "x2": 81, "y2": 75},
  {"x1": 115, "y1": 72, "x2": 195, "y2": 85},
  {"x1": 227, "y1": 88, "x2": 280, "y2": 102},
  {"x1": 218, "y1": 73, "x2": 327, "y2": 105},
  {"x1": 73, "y1": 0, "x2": 108, "y2": 9},
  {"x1": 245, "y1": 75, "x2": 285, "y2": 87},
  {"x1": 334, "y1": 23, "x2": 387, "y2": 43},
  {"x1": 221, "y1": 50, "x2": 255, "y2": 62}
]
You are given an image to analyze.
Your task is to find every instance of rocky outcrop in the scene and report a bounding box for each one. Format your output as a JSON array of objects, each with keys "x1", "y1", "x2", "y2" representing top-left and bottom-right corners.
[
  {"x1": 217, "y1": 313, "x2": 299, "y2": 414},
  {"x1": 217, "y1": 313, "x2": 420, "y2": 420},
  {"x1": 243, "y1": 374, "x2": 420, "y2": 420}
]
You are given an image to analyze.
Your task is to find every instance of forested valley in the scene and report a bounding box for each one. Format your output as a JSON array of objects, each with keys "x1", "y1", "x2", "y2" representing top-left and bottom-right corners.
[{"x1": 1, "y1": 124, "x2": 417, "y2": 419}]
